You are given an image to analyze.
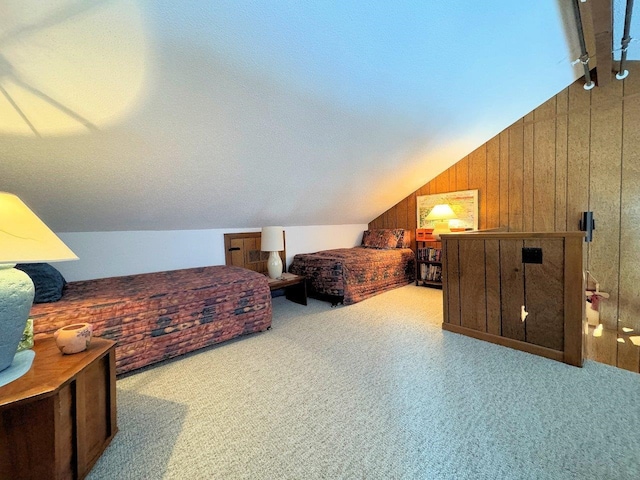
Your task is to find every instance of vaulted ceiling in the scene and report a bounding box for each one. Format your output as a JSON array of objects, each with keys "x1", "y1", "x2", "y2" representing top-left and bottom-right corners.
[{"x1": 1, "y1": 1, "x2": 635, "y2": 232}]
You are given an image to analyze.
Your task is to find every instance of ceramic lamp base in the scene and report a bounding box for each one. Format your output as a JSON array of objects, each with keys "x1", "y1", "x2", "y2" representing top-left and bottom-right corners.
[
  {"x1": 432, "y1": 221, "x2": 451, "y2": 241},
  {"x1": 267, "y1": 251, "x2": 283, "y2": 279},
  {"x1": 0, "y1": 265, "x2": 35, "y2": 372}
]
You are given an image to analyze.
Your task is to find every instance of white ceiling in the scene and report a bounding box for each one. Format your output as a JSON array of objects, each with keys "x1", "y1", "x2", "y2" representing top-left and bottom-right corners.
[{"x1": 0, "y1": 1, "x2": 636, "y2": 232}]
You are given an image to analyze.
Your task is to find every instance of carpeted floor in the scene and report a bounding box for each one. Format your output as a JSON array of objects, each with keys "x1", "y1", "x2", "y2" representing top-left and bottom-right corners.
[{"x1": 88, "y1": 285, "x2": 640, "y2": 479}]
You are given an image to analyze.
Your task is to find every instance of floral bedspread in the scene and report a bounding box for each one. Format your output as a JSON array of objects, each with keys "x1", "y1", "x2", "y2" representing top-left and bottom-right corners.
[
  {"x1": 289, "y1": 247, "x2": 415, "y2": 305},
  {"x1": 30, "y1": 265, "x2": 272, "y2": 374}
]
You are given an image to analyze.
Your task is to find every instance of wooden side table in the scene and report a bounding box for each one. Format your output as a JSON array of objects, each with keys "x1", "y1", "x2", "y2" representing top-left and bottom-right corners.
[
  {"x1": 268, "y1": 273, "x2": 307, "y2": 305},
  {"x1": 0, "y1": 336, "x2": 117, "y2": 480}
]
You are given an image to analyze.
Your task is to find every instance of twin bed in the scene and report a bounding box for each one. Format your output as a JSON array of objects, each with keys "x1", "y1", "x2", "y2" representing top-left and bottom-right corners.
[
  {"x1": 29, "y1": 229, "x2": 414, "y2": 375},
  {"x1": 289, "y1": 229, "x2": 415, "y2": 305},
  {"x1": 31, "y1": 266, "x2": 272, "y2": 375}
]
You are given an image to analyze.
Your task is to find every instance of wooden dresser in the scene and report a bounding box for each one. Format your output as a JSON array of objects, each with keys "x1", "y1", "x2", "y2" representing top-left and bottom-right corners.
[
  {"x1": 440, "y1": 231, "x2": 585, "y2": 366},
  {"x1": 0, "y1": 337, "x2": 117, "y2": 479}
]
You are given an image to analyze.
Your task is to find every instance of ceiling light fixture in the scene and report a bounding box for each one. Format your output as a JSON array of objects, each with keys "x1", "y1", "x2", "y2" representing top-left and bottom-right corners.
[
  {"x1": 572, "y1": 0, "x2": 596, "y2": 90},
  {"x1": 616, "y1": 0, "x2": 635, "y2": 80}
]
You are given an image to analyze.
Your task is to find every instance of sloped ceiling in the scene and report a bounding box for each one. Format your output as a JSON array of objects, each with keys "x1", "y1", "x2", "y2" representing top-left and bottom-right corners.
[{"x1": 0, "y1": 1, "x2": 633, "y2": 232}]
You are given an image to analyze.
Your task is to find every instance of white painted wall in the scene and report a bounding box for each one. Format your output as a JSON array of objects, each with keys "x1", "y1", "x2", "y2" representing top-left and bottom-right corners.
[{"x1": 55, "y1": 224, "x2": 367, "y2": 281}]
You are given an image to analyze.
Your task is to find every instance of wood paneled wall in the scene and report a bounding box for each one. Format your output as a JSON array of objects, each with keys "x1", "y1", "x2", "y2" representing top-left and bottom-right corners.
[{"x1": 369, "y1": 62, "x2": 640, "y2": 373}]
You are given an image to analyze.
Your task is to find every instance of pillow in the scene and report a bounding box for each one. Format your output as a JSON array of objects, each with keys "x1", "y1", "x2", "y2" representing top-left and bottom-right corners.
[
  {"x1": 395, "y1": 229, "x2": 410, "y2": 248},
  {"x1": 15, "y1": 263, "x2": 67, "y2": 303},
  {"x1": 362, "y1": 229, "x2": 401, "y2": 249}
]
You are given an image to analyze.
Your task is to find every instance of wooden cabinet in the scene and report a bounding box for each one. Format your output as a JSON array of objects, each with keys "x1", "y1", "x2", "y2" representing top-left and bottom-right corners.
[
  {"x1": 416, "y1": 240, "x2": 443, "y2": 289},
  {"x1": 0, "y1": 337, "x2": 117, "y2": 479},
  {"x1": 441, "y1": 231, "x2": 585, "y2": 366},
  {"x1": 224, "y1": 231, "x2": 286, "y2": 274}
]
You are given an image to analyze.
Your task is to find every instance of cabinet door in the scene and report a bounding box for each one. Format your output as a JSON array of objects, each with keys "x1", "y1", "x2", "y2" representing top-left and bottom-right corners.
[
  {"x1": 523, "y1": 239, "x2": 564, "y2": 351},
  {"x1": 224, "y1": 232, "x2": 285, "y2": 274},
  {"x1": 500, "y1": 239, "x2": 564, "y2": 350}
]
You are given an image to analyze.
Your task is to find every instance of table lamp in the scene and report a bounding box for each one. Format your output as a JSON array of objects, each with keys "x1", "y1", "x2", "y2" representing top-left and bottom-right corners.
[
  {"x1": 426, "y1": 204, "x2": 457, "y2": 240},
  {"x1": 261, "y1": 226, "x2": 284, "y2": 279},
  {"x1": 0, "y1": 192, "x2": 78, "y2": 371}
]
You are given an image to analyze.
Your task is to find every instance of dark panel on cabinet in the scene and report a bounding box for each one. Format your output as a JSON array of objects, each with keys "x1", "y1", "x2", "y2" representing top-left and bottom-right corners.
[
  {"x1": 485, "y1": 239, "x2": 501, "y2": 336},
  {"x1": 524, "y1": 239, "x2": 564, "y2": 351},
  {"x1": 459, "y1": 239, "x2": 487, "y2": 332},
  {"x1": 445, "y1": 239, "x2": 461, "y2": 326},
  {"x1": 500, "y1": 239, "x2": 525, "y2": 341}
]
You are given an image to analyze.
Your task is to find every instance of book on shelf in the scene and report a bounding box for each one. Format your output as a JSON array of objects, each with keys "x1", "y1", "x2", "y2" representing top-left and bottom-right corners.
[
  {"x1": 419, "y1": 263, "x2": 442, "y2": 282},
  {"x1": 417, "y1": 247, "x2": 442, "y2": 262}
]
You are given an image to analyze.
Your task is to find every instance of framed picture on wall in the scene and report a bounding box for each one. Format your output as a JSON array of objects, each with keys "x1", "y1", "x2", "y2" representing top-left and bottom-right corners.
[{"x1": 417, "y1": 189, "x2": 479, "y2": 230}]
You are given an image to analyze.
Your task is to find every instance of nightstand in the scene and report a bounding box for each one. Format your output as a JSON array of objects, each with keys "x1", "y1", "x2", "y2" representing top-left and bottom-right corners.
[
  {"x1": 0, "y1": 336, "x2": 117, "y2": 479},
  {"x1": 268, "y1": 273, "x2": 307, "y2": 305}
]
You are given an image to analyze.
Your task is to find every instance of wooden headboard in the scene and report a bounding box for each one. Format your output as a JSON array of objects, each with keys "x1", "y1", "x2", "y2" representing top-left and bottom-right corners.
[{"x1": 224, "y1": 232, "x2": 287, "y2": 274}]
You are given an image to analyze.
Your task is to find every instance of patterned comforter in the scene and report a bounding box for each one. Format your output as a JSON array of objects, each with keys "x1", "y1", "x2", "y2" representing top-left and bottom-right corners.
[
  {"x1": 31, "y1": 265, "x2": 272, "y2": 374},
  {"x1": 289, "y1": 247, "x2": 415, "y2": 305}
]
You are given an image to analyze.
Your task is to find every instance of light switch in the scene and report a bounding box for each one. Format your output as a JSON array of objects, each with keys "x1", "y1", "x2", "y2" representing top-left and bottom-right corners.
[{"x1": 522, "y1": 247, "x2": 543, "y2": 264}]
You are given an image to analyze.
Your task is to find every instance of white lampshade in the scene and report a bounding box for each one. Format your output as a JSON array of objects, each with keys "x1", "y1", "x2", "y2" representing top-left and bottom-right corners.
[
  {"x1": 425, "y1": 204, "x2": 457, "y2": 222},
  {"x1": 0, "y1": 192, "x2": 78, "y2": 264},
  {"x1": 0, "y1": 192, "x2": 78, "y2": 373},
  {"x1": 261, "y1": 226, "x2": 284, "y2": 252},
  {"x1": 426, "y1": 204, "x2": 457, "y2": 241}
]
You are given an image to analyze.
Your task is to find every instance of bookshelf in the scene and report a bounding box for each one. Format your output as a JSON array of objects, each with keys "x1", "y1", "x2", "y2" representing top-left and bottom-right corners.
[{"x1": 416, "y1": 240, "x2": 442, "y2": 289}]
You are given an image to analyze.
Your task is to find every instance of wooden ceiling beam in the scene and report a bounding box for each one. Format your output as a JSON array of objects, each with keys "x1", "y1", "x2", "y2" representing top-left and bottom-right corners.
[{"x1": 580, "y1": 0, "x2": 613, "y2": 86}]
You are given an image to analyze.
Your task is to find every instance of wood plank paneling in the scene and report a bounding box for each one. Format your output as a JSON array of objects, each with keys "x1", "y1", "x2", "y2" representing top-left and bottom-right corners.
[
  {"x1": 448, "y1": 165, "x2": 457, "y2": 191},
  {"x1": 486, "y1": 136, "x2": 500, "y2": 229},
  {"x1": 435, "y1": 168, "x2": 449, "y2": 193},
  {"x1": 523, "y1": 117, "x2": 534, "y2": 231},
  {"x1": 566, "y1": 83, "x2": 591, "y2": 231},
  {"x1": 533, "y1": 98, "x2": 556, "y2": 231},
  {"x1": 456, "y1": 156, "x2": 469, "y2": 191},
  {"x1": 469, "y1": 146, "x2": 487, "y2": 230},
  {"x1": 555, "y1": 88, "x2": 569, "y2": 231},
  {"x1": 589, "y1": 79, "x2": 623, "y2": 366},
  {"x1": 396, "y1": 198, "x2": 409, "y2": 232},
  {"x1": 499, "y1": 131, "x2": 510, "y2": 228},
  {"x1": 618, "y1": 63, "x2": 640, "y2": 373},
  {"x1": 407, "y1": 193, "x2": 417, "y2": 252},
  {"x1": 508, "y1": 121, "x2": 524, "y2": 231},
  {"x1": 230, "y1": 238, "x2": 244, "y2": 267},
  {"x1": 382, "y1": 210, "x2": 390, "y2": 229},
  {"x1": 459, "y1": 239, "x2": 486, "y2": 332},
  {"x1": 387, "y1": 205, "x2": 397, "y2": 228},
  {"x1": 500, "y1": 239, "x2": 525, "y2": 341},
  {"x1": 417, "y1": 183, "x2": 430, "y2": 196},
  {"x1": 566, "y1": 82, "x2": 591, "y2": 303}
]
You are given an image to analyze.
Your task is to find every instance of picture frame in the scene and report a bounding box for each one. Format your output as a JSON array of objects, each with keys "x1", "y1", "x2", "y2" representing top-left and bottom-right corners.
[{"x1": 417, "y1": 189, "x2": 479, "y2": 231}]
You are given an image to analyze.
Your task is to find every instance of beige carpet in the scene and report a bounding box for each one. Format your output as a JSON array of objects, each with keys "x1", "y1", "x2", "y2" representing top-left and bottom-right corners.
[{"x1": 88, "y1": 285, "x2": 640, "y2": 479}]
